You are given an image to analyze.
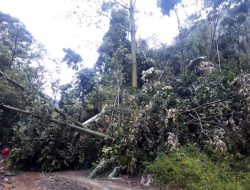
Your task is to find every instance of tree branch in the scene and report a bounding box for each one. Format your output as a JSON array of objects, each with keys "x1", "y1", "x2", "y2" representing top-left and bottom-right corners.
[
  {"x1": 189, "y1": 111, "x2": 204, "y2": 133},
  {"x1": 181, "y1": 96, "x2": 235, "y2": 114},
  {"x1": 113, "y1": 0, "x2": 129, "y2": 9},
  {"x1": 81, "y1": 105, "x2": 107, "y2": 126},
  {"x1": 158, "y1": 43, "x2": 181, "y2": 81},
  {"x1": 0, "y1": 70, "x2": 25, "y2": 91},
  {"x1": 185, "y1": 112, "x2": 243, "y2": 125},
  {"x1": 86, "y1": 114, "x2": 101, "y2": 125},
  {"x1": 8, "y1": 35, "x2": 18, "y2": 67},
  {"x1": 88, "y1": 6, "x2": 129, "y2": 32}
]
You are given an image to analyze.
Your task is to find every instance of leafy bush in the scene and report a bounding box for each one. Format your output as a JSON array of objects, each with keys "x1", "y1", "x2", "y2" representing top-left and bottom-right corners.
[{"x1": 145, "y1": 146, "x2": 245, "y2": 190}]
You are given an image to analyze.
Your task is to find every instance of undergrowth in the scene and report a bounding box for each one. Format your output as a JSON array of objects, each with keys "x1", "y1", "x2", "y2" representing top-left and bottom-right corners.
[{"x1": 145, "y1": 146, "x2": 250, "y2": 190}]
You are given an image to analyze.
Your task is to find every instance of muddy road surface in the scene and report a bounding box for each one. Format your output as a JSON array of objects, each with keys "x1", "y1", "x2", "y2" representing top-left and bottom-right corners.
[{"x1": 0, "y1": 157, "x2": 158, "y2": 190}]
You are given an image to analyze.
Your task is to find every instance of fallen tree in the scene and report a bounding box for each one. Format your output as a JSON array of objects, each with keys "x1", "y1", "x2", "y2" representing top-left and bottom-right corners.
[
  {"x1": 0, "y1": 69, "x2": 100, "y2": 129},
  {"x1": 0, "y1": 103, "x2": 113, "y2": 141}
]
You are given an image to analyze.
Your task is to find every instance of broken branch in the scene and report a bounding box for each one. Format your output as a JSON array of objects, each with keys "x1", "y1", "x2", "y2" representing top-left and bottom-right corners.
[
  {"x1": 181, "y1": 96, "x2": 235, "y2": 114},
  {"x1": 0, "y1": 70, "x2": 25, "y2": 91},
  {"x1": 82, "y1": 105, "x2": 107, "y2": 126}
]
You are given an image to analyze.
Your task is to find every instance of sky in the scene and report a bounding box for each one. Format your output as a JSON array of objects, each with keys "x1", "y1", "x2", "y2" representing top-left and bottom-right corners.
[{"x1": 0, "y1": 0, "x2": 201, "y2": 86}]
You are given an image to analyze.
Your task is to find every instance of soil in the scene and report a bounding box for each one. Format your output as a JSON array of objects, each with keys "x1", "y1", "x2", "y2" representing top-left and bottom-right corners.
[{"x1": 0, "y1": 156, "x2": 159, "y2": 190}]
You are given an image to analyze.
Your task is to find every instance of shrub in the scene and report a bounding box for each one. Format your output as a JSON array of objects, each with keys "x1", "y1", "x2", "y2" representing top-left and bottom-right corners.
[{"x1": 145, "y1": 146, "x2": 243, "y2": 190}]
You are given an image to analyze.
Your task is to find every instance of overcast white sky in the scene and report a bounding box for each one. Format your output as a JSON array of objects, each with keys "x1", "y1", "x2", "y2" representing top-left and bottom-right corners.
[{"x1": 0, "y1": 0, "x2": 200, "y2": 86}]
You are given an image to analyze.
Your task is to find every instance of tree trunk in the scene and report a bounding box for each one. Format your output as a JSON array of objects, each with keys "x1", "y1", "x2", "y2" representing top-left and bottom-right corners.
[
  {"x1": 216, "y1": 37, "x2": 221, "y2": 73},
  {"x1": 129, "y1": 0, "x2": 137, "y2": 88},
  {"x1": 244, "y1": 23, "x2": 250, "y2": 66},
  {"x1": 0, "y1": 103, "x2": 113, "y2": 141},
  {"x1": 0, "y1": 69, "x2": 90, "y2": 129}
]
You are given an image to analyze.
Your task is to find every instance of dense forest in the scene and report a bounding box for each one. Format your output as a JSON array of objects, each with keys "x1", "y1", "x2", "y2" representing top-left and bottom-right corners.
[{"x1": 0, "y1": 0, "x2": 250, "y2": 189}]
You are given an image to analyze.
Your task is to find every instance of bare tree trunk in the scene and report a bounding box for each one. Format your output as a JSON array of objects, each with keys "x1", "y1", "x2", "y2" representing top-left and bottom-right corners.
[
  {"x1": 244, "y1": 23, "x2": 250, "y2": 66},
  {"x1": 216, "y1": 37, "x2": 221, "y2": 73},
  {"x1": 130, "y1": 0, "x2": 137, "y2": 88},
  {"x1": 129, "y1": 0, "x2": 139, "y2": 122},
  {"x1": 207, "y1": 8, "x2": 222, "y2": 62}
]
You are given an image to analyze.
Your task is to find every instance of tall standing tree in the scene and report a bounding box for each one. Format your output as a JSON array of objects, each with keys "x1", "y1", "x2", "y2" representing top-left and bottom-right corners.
[
  {"x1": 102, "y1": 0, "x2": 138, "y2": 88},
  {"x1": 95, "y1": 8, "x2": 130, "y2": 86},
  {"x1": 129, "y1": 0, "x2": 137, "y2": 88}
]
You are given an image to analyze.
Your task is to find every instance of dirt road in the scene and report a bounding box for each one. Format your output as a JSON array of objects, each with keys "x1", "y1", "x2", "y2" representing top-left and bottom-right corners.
[
  {"x1": 1, "y1": 171, "x2": 159, "y2": 190},
  {"x1": 0, "y1": 157, "x2": 158, "y2": 190}
]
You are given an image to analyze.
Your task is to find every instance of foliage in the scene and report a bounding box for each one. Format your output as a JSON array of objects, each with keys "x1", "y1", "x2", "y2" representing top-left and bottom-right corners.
[
  {"x1": 62, "y1": 48, "x2": 82, "y2": 70},
  {"x1": 10, "y1": 105, "x2": 102, "y2": 171},
  {"x1": 158, "y1": 0, "x2": 181, "y2": 16},
  {"x1": 0, "y1": 12, "x2": 32, "y2": 70},
  {"x1": 145, "y1": 146, "x2": 247, "y2": 190},
  {"x1": 95, "y1": 9, "x2": 130, "y2": 86},
  {"x1": 89, "y1": 0, "x2": 250, "y2": 176},
  {"x1": 0, "y1": 13, "x2": 101, "y2": 172},
  {"x1": 0, "y1": 12, "x2": 45, "y2": 148},
  {"x1": 104, "y1": 64, "x2": 244, "y2": 175}
]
